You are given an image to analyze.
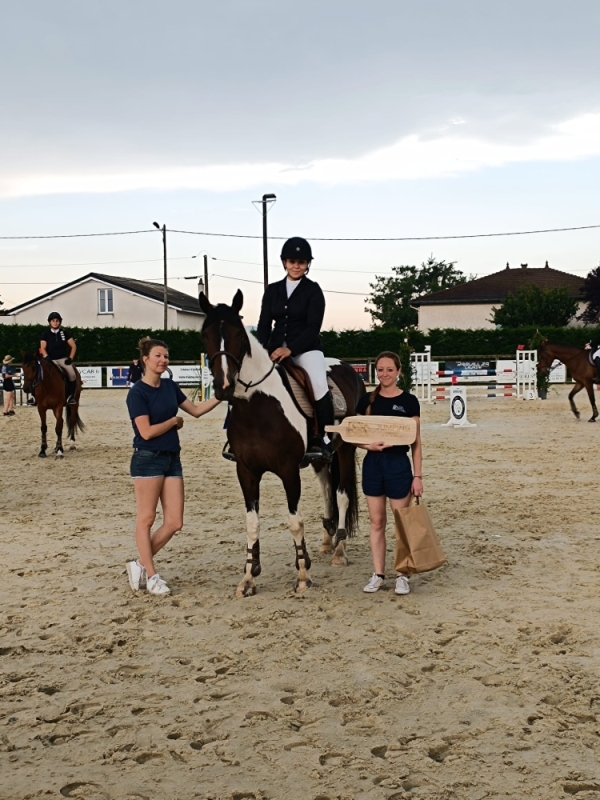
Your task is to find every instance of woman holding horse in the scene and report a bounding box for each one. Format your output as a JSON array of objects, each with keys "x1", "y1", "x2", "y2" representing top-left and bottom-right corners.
[
  {"x1": 256, "y1": 237, "x2": 334, "y2": 460},
  {"x1": 356, "y1": 351, "x2": 423, "y2": 596},
  {"x1": 39, "y1": 312, "x2": 78, "y2": 405},
  {"x1": 126, "y1": 336, "x2": 221, "y2": 596}
]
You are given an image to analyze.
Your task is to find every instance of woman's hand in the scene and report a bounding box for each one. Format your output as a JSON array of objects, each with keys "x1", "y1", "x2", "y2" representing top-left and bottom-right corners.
[
  {"x1": 270, "y1": 347, "x2": 292, "y2": 363},
  {"x1": 364, "y1": 441, "x2": 387, "y2": 452},
  {"x1": 173, "y1": 416, "x2": 184, "y2": 429},
  {"x1": 411, "y1": 476, "x2": 423, "y2": 497}
]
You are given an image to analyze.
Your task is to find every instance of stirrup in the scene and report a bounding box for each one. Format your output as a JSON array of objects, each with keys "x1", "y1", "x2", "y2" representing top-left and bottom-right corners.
[
  {"x1": 222, "y1": 442, "x2": 237, "y2": 462},
  {"x1": 67, "y1": 396, "x2": 77, "y2": 405}
]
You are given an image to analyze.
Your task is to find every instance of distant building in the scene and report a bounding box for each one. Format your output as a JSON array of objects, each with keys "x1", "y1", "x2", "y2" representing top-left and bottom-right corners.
[
  {"x1": 0, "y1": 272, "x2": 205, "y2": 330},
  {"x1": 414, "y1": 262, "x2": 586, "y2": 332}
]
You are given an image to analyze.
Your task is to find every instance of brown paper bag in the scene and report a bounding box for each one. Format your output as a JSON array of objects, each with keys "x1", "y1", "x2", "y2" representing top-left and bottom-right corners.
[{"x1": 393, "y1": 497, "x2": 446, "y2": 576}]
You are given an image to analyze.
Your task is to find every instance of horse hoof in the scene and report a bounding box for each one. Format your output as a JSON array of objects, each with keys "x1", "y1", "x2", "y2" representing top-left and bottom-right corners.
[
  {"x1": 235, "y1": 582, "x2": 256, "y2": 598},
  {"x1": 69, "y1": 445, "x2": 77, "y2": 451},
  {"x1": 319, "y1": 544, "x2": 334, "y2": 555},
  {"x1": 55, "y1": 452, "x2": 64, "y2": 459},
  {"x1": 38, "y1": 452, "x2": 46, "y2": 458},
  {"x1": 589, "y1": 418, "x2": 596, "y2": 423},
  {"x1": 331, "y1": 555, "x2": 349, "y2": 567},
  {"x1": 294, "y1": 579, "x2": 313, "y2": 593}
]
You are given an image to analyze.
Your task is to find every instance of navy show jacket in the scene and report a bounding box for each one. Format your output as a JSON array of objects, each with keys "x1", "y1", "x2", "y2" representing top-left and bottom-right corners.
[{"x1": 256, "y1": 275, "x2": 325, "y2": 356}]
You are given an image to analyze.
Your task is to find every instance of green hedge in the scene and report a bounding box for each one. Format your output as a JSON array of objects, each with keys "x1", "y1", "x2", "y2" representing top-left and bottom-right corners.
[
  {"x1": 0, "y1": 325, "x2": 205, "y2": 363},
  {"x1": 1, "y1": 323, "x2": 598, "y2": 363}
]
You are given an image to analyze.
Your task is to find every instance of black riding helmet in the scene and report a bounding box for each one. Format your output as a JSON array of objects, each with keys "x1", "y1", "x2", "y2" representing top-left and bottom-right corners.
[
  {"x1": 281, "y1": 237, "x2": 313, "y2": 263},
  {"x1": 48, "y1": 312, "x2": 62, "y2": 322}
]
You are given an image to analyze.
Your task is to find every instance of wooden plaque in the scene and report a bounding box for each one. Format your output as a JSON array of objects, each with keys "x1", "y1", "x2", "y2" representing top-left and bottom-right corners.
[{"x1": 326, "y1": 415, "x2": 417, "y2": 446}]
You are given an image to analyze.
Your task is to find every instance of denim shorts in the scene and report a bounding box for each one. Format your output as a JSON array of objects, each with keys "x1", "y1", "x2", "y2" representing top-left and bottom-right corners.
[
  {"x1": 130, "y1": 449, "x2": 183, "y2": 479},
  {"x1": 362, "y1": 450, "x2": 413, "y2": 499}
]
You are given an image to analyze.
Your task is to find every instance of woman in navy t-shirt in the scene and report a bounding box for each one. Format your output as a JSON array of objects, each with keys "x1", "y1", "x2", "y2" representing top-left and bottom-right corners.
[
  {"x1": 356, "y1": 351, "x2": 423, "y2": 597},
  {"x1": 125, "y1": 337, "x2": 220, "y2": 596}
]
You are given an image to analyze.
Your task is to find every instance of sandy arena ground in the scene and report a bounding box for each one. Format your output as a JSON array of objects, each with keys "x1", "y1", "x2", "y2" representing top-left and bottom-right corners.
[{"x1": 1, "y1": 387, "x2": 600, "y2": 800}]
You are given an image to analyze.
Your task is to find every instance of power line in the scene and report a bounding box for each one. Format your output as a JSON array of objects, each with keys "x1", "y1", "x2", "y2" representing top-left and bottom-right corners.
[
  {"x1": 211, "y1": 272, "x2": 366, "y2": 296},
  {"x1": 170, "y1": 223, "x2": 600, "y2": 241},
  {"x1": 0, "y1": 256, "x2": 193, "y2": 269},
  {"x1": 1, "y1": 221, "x2": 600, "y2": 241},
  {"x1": 0, "y1": 229, "x2": 156, "y2": 240}
]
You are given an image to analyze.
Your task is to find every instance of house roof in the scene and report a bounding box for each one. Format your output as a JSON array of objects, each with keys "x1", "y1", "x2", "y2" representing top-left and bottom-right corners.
[
  {"x1": 9, "y1": 272, "x2": 203, "y2": 315},
  {"x1": 414, "y1": 263, "x2": 586, "y2": 306}
]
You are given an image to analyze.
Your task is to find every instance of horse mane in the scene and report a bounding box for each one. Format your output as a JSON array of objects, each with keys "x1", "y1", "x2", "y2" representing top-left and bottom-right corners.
[{"x1": 21, "y1": 351, "x2": 39, "y2": 365}]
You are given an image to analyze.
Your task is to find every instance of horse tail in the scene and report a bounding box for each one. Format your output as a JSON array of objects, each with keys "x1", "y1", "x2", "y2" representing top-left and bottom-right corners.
[
  {"x1": 330, "y1": 445, "x2": 359, "y2": 538},
  {"x1": 65, "y1": 405, "x2": 85, "y2": 439}
]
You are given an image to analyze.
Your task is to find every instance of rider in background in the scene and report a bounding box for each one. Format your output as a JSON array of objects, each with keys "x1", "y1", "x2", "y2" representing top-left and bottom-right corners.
[
  {"x1": 256, "y1": 236, "x2": 334, "y2": 460},
  {"x1": 127, "y1": 356, "x2": 143, "y2": 386},
  {"x1": 39, "y1": 312, "x2": 78, "y2": 405}
]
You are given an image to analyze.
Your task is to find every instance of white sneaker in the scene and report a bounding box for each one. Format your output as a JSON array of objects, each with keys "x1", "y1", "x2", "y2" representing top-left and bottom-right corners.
[
  {"x1": 363, "y1": 573, "x2": 385, "y2": 593},
  {"x1": 146, "y1": 573, "x2": 171, "y2": 595},
  {"x1": 126, "y1": 560, "x2": 146, "y2": 592},
  {"x1": 395, "y1": 575, "x2": 410, "y2": 595}
]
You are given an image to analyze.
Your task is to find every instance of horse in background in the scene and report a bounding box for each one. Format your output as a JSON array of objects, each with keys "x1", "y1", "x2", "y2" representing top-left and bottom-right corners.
[
  {"x1": 21, "y1": 352, "x2": 84, "y2": 457},
  {"x1": 537, "y1": 340, "x2": 599, "y2": 422},
  {"x1": 199, "y1": 290, "x2": 365, "y2": 597}
]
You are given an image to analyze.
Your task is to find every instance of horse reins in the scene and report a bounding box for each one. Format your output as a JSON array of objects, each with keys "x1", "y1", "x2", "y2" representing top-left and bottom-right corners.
[{"x1": 208, "y1": 349, "x2": 275, "y2": 393}]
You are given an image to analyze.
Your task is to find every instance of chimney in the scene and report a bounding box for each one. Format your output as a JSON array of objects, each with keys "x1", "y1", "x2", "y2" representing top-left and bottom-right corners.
[
  {"x1": 520, "y1": 263, "x2": 528, "y2": 269},
  {"x1": 544, "y1": 260, "x2": 549, "y2": 268},
  {"x1": 505, "y1": 262, "x2": 510, "y2": 270}
]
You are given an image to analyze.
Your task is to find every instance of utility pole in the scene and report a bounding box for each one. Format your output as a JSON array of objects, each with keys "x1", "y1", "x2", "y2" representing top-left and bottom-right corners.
[
  {"x1": 203, "y1": 254, "x2": 209, "y2": 301},
  {"x1": 153, "y1": 221, "x2": 168, "y2": 330},
  {"x1": 254, "y1": 193, "x2": 276, "y2": 290}
]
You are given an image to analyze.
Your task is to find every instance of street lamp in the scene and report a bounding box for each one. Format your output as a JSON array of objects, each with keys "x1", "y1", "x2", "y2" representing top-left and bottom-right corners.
[
  {"x1": 253, "y1": 193, "x2": 276, "y2": 290},
  {"x1": 191, "y1": 251, "x2": 216, "y2": 301},
  {"x1": 153, "y1": 221, "x2": 168, "y2": 330}
]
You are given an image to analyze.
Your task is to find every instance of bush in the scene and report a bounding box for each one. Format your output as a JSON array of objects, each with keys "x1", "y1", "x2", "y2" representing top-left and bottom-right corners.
[{"x1": 0, "y1": 325, "x2": 205, "y2": 363}]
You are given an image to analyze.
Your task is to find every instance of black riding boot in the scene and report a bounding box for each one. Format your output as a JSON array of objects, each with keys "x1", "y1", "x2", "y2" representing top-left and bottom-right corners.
[
  {"x1": 594, "y1": 357, "x2": 600, "y2": 384},
  {"x1": 66, "y1": 380, "x2": 77, "y2": 405},
  {"x1": 308, "y1": 393, "x2": 335, "y2": 461}
]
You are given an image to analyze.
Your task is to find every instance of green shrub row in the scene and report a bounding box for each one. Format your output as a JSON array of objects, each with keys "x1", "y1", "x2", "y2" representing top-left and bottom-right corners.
[{"x1": 1, "y1": 323, "x2": 598, "y2": 363}]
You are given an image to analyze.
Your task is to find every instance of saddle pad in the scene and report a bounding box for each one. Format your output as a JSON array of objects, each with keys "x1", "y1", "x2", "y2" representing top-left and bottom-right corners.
[{"x1": 285, "y1": 373, "x2": 347, "y2": 419}]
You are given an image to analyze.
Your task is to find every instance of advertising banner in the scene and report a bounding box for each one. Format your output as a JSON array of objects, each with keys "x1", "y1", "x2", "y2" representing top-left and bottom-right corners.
[
  {"x1": 161, "y1": 365, "x2": 202, "y2": 386},
  {"x1": 106, "y1": 366, "x2": 129, "y2": 387},
  {"x1": 350, "y1": 363, "x2": 369, "y2": 383},
  {"x1": 79, "y1": 366, "x2": 103, "y2": 388}
]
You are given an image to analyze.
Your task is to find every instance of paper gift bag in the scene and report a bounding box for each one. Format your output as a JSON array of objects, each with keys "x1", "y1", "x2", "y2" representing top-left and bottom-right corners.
[{"x1": 393, "y1": 497, "x2": 446, "y2": 576}]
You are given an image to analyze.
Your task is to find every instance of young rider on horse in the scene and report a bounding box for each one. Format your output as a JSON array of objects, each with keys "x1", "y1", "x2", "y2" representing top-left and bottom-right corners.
[
  {"x1": 256, "y1": 236, "x2": 334, "y2": 460},
  {"x1": 39, "y1": 312, "x2": 78, "y2": 405}
]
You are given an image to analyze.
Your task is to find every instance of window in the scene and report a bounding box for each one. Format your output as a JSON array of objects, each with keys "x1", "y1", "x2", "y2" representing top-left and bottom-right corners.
[{"x1": 98, "y1": 288, "x2": 113, "y2": 314}]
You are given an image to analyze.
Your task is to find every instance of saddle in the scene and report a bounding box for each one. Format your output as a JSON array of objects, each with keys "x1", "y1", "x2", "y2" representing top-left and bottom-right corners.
[{"x1": 278, "y1": 359, "x2": 347, "y2": 426}]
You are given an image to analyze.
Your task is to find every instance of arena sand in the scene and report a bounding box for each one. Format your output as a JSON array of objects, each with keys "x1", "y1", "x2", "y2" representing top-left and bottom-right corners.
[{"x1": 1, "y1": 388, "x2": 599, "y2": 800}]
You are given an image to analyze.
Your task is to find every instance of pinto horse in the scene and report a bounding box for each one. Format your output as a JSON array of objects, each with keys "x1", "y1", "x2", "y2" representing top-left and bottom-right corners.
[
  {"x1": 199, "y1": 291, "x2": 365, "y2": 596},
  {"x1": 21, "y1": 353, "x2": 84, "y2": 457},
  {"x1": 537, "y1": 340, "x2": 599, "y2": 422}
]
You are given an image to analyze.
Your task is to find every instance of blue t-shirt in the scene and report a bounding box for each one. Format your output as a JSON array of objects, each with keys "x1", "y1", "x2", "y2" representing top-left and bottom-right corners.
[{"x1": 126, "y1": 378, "x2": 187, "y2": 452}]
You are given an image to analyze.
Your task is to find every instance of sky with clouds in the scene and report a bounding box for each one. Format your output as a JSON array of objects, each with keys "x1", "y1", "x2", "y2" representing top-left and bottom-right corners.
[{"x1": 2, "y1": 0, "x2": 600, "y2": 328}]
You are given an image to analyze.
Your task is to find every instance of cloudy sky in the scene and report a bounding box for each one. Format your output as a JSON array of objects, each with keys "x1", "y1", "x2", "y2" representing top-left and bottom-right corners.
[{"x1": 2, "y1": 0, "x2": 600, "y2": 327}]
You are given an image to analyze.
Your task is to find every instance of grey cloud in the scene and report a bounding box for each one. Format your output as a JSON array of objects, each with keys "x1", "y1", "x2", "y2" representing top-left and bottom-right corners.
[{"x1": 2, "y1": 0, "x2": 600, "y2": 176}]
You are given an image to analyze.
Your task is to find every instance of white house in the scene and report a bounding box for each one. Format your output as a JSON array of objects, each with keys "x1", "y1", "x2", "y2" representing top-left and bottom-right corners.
[
  {"x1": 414, "y1": 262, "x2": 586, "y2": 332},
  {"x1": 0, "y1": 272, "x2": 205, "y2": 330}
]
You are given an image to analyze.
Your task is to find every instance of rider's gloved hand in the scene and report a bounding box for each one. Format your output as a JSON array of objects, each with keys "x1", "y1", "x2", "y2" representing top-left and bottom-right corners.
[{"x1": 64, "y1": 358, "x2": 73, "y2": 365}]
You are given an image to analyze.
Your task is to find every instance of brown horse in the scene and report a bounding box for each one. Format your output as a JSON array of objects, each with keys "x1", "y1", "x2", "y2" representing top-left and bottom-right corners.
[
  {"x1": 199, "y1": 290, "x2": 365, "y2": 597},
  {"x1": 21, "y1": 353, "x2": 84, "y2": 457},
  {"x1": 537, "y1": 340, "x2": 599, "y2": 422}
]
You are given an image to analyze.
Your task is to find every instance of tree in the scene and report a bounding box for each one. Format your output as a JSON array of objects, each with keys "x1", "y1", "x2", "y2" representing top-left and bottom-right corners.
[
  {"x1": 491, "y1": 284, "x2": 577, "y2": 328},
  {"x1": 577, "y1": 266, "x2": 600, "y2": 324},
  {"x1": 367, "y1": 256, "x2": 469, "y2": 329}
]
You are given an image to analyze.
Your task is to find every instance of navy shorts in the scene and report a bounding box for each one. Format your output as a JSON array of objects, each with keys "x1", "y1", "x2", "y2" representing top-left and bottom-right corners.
[
  {"x1": 3, "y1": 379, "x2": 15, "y2": 392},
  {"x1": 362, "y1": 450, "x2": 413, "y2": 499},
  {"x1": 130, "y1": 449, "x2": 183, "y2": 479}
]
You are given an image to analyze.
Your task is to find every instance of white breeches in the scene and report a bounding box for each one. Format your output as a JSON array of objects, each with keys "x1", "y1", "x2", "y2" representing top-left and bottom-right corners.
[
  {"x1": 53, "y1": 358, "x2": 77, "y2": 381},
  {"x1": 292, "y1": 350, "x2": 329, "y2": 400}
]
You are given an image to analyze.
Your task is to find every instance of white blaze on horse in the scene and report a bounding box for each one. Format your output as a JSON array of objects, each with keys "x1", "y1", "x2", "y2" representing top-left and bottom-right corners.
[{"x1": 199, "y1": 291, "x2": 365, "y2": 597}]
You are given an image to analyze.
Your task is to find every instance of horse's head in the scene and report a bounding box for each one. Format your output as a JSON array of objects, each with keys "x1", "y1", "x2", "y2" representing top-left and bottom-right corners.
[
  {"x1": 20, "y1": 350, "x2": 39, "y2": 393},
  {"x1": 200, "y1": 290, "x2": 250, "y2": 401},
  {"x1": 536, "y1": 338, "x2": 552, "y2": 374}
]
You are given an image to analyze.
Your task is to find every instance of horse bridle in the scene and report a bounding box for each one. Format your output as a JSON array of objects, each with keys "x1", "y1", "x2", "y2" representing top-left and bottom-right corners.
[{"x1": 208, "y1": 348, "x2": 275, "y2": 393}]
